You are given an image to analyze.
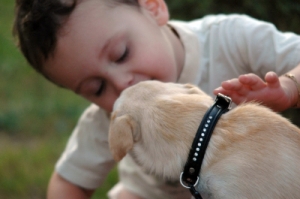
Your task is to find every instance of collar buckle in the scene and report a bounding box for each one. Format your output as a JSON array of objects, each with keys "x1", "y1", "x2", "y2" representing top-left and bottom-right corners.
[{"x1": 215, "y1": 93, "x2": 232, "y2": 110}]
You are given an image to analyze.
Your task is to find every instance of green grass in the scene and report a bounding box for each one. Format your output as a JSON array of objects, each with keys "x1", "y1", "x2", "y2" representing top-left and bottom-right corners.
[
  {"x1": 0, "y1": 134, "x2": 119, "y2": 199},
  {"x1": 0, "y1": 0, "x2": 118, "y2": 198},
  {"x1": 0, "y1": 135, "x2": 66, "y2": 199}
]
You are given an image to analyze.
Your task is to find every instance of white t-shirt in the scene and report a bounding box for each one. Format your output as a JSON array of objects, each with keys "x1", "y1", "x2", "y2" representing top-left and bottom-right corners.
[{"x1": 55, "y1": 14, "x2": 300, "y2": 197}]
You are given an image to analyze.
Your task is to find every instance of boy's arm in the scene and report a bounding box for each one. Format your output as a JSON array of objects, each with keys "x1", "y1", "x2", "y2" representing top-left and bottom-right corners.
[
  {"x1": 47, "y1": 171, "x2": 95, "y2": 199},
  {"x1": 213, "y1": 63, "x2": 300, "y2": 112}
]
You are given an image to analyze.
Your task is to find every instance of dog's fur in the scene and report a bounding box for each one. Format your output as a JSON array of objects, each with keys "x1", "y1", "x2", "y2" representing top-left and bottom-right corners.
[{"x1": 109, "y1": 80, "x2": 300, "y2": 199}]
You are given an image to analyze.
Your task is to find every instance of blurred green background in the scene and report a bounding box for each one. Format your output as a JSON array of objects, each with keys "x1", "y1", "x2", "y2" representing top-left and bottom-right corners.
[{"x1": 1, "y1": 0, "x2": 300, "y2": 198}]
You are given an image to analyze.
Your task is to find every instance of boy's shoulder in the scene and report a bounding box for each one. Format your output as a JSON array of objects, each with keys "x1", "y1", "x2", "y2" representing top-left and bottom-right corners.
[{"x1": 187, "y1": 14, "x2": 255, "y2": 30}]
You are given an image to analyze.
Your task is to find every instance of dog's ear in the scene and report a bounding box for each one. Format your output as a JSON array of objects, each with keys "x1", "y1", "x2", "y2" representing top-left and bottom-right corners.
[{"x1": 109, "y1": 114, "x2": 138, "y2": 161}]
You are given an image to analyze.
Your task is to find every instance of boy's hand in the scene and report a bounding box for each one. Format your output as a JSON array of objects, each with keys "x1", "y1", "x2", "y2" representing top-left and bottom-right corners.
[{"x1": 213, "y1": 71, "x2": 292, "y2": 112}]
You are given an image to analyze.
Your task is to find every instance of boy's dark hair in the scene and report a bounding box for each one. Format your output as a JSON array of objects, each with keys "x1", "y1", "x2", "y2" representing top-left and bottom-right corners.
[{"x1": 13, "y1": 0, "x2": 139, "y2": 74}]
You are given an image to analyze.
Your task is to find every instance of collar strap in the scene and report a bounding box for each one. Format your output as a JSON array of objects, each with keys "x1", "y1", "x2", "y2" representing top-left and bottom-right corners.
[{"x1": 180, "y1": 93, "x2": 232, "y2": 196}]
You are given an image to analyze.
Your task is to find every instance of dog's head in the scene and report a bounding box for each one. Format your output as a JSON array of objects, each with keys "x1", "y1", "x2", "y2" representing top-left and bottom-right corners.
[{"x1": 108, "y1": 80, "x2": 213, "y2": 178}]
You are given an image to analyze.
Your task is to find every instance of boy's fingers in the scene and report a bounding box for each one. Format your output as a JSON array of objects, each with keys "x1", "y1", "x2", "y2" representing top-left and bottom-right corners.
[
  {"x1": 219, "y1": 80, "x2": 249, "y2": 96},
  {"x1": 265, "y1": 71, "x2": 280, "y2": 88},
  {"x1": 221, "y1": 78, "x2": 242, "y2": 90},
  {"x1": 221, "y1": 79, "x2": 248, "y2": 96},
  {"x1": 239, "y1": 73, "x2": 265, "y2": 90}
]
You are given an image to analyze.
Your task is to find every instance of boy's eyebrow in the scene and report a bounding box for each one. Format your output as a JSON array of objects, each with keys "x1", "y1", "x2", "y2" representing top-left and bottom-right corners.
[
  {"x1": 100, "y1": 32, "x2": 124, "y2": 56},
  {"x1": 75, "y1": 32, "x2": 125, "y2": 94}
]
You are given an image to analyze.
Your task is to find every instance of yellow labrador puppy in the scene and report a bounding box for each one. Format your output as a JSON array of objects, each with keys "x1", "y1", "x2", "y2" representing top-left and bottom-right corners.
[{"x1": 109, "y1": 80, "x2": 300, "y2": 199}]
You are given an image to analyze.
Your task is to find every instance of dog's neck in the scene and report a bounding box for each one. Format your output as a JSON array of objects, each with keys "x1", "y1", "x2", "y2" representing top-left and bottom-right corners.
[{"x1": 180, "y1": 94, "x2": 231, "y2": 198}]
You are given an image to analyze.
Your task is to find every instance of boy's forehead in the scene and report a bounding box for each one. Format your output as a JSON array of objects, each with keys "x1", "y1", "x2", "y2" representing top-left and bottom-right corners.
[{"x1": 58, "y1": 0, "x2": 110, "y2": 34}]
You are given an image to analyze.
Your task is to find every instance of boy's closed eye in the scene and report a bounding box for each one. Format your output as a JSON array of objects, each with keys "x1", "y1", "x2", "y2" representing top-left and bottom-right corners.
[
  {"x1": 78, "y1": 78, "x2": 105, "y2": 97},
  {"x1": 112, "y1": 42, "x2": 129, "y2": 64},
  {"x1": 95, "y1": 80, "x2": 106, "y2": 96},
  {"x1": 116, "y1": 46, "x2": 129, "y2": 63}
]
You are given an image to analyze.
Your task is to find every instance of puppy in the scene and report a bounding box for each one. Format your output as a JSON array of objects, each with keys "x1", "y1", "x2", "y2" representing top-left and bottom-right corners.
[{"x1": 109, "y1": 80, "x2": 300, "y2": 199}]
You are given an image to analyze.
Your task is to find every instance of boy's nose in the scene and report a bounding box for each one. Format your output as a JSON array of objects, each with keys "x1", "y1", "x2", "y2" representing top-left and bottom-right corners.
[{"x1": 110, "y1": 73, "x2": 134, "y2": 94}]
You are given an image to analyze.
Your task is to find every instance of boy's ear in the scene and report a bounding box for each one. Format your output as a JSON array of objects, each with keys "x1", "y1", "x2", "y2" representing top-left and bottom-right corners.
[
  {"x1": 108, "y1": 114, "x2": 139, "y2": 161},
  {"x1": 138, "y1": 0, "x2": 169, "y2": 25}
]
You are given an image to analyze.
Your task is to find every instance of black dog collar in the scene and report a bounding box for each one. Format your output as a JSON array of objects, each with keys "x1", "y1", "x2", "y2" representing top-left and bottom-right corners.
[{"x1": 180, "y1": 93, "x2": 232, "y2": 199}]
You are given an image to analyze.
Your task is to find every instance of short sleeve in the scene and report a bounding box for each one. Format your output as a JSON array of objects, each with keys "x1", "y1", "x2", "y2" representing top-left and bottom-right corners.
[{"x1": 55, "y1": 104, "x2": 115, "y2": 189}]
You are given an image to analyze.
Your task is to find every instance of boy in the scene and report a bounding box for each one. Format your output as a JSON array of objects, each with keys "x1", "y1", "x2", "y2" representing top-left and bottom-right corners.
[{"x1": 13, "y1": 0, "x2": 300, "y2": 198}]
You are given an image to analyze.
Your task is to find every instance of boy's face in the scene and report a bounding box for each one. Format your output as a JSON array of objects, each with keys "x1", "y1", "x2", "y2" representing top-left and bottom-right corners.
[{"x1": 44, "y1": 0, "x2": 184, "y2": 112}]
